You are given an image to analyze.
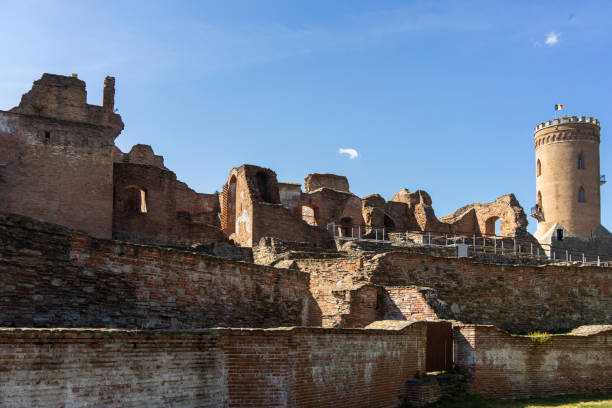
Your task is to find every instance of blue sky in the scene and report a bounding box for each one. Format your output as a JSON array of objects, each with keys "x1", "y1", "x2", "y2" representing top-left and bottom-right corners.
[{"x1": 2, "y1": 1, "x2": 611, "y2": 232}]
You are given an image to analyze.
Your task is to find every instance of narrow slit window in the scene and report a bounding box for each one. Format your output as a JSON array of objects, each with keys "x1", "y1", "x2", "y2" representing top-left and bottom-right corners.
[
  {"x1": 578, "y1": 187, "x2": 585, "y2": 203},
  {"x1": 537, "y1": 159, "x2": 542, "y2": 176},
  {"x1": 578, "y1": 154, "x2": 584, "y2": 170}
]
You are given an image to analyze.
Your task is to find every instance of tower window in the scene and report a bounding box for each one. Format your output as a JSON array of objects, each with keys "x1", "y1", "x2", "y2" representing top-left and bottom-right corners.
[
  {"x1": 578, "y1": 187, "x2": 585, "y2": 203},
  {"x1": 536, "y1": 159, "x2": 542, "y2": 177},
  {"x1": 578, "y1": 154, "x2": 584, "y2": 169}
]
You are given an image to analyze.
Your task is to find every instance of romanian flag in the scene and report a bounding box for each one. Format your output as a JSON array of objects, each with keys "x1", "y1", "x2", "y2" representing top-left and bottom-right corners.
[{"x1": 554, "y1": 104, "x2": 564, "y2": 111}]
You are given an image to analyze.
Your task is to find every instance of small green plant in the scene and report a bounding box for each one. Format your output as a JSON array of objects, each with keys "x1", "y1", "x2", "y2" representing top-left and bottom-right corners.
[
  {"x1": 414, "y1": 370, "x2": 422, "y2": 379},
  {"x1": 31, "y1": 102, "x2": 46, "y2": 114},
  {"x1": 528, "y1": 331, "x2": 551, "y2": 344}
]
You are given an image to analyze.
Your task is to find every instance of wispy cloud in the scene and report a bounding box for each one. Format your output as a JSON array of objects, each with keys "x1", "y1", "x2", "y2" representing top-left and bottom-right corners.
[
  {"x1": 338, "y1": 148, "x2": 358, "y2": 159},
  {"x1": 545, "y1": 32, "x2": 560, "y2": 46}
]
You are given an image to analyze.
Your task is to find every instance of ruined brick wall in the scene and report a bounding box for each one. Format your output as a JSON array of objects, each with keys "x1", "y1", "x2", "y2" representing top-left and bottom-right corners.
[
  {"x1": 0, "y1": 74, "x2": 123, "y2": 239},
  {"x1": 293, "y1": 251, "x2": 611, "y2": 332},
  {"x1": 302, "y1": 188, "x2": 364, "y2": 231},
  {"x1": 381, "y1": 287, "x2": 449, "y2": 322},
  {"x1": 113, "y1": 145, "x2": 225, "y2": 247},
  {"x1": 454, "y1": 325, "x2": 612, "y2": 398},
  {"x1": 253, "y1": 203, "x2": 332, "y2": 248},
  {"x1": 0, "y1": 212, "x2": 313, "y2": 329},
  {"x1": 304, "y1": 173, "x2": 350, "y2": 193},
  {"x1": 278, "y1": 182, "x2": 303, "y2": 217},
  {"x1": 372, "y1": 252, "x2": 612, "y2": 332},
  {"x1": 113, "y1": 162, "x2": 177, "y2": 244},
  {"x1": 0, "y1": 329, "x2": 227, "y2": 408},
  {"x1": 0, "y1": 324, "x2": 427, "y2": 408}
]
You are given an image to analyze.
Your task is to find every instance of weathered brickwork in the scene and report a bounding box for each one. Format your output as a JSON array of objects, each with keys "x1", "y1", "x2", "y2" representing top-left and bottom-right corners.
[
  {"x1": 0, "y1": 212, "x2": 314, "y2": 329},
  {"x1": 454, "y1": 325, "x2": 612, "y2": 398},
  {"x1": 0, "y1": 324, "x2": 427, "y2": 408},
  {"x1": 113, "y1": 147, "x2": 225, "y2": 247},
  {"x1": 372, "y1": 252, "x2": 612, "y2": 332},
  {"x1": 0, "y1": 76, "x2": 123, "y2": 240},
  {"x1": 290, "y1": 251, "x2": 612, "y2": 332}
]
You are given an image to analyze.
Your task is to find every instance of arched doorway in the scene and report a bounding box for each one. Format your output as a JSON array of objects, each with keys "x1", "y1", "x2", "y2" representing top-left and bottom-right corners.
[
  {"x1": 383, "y1": 214, "x2": 396, "y2": 231},
  {"x1": 340, "y1": 217, "x2": 353, "y2": 237},
  {"x1": 302, "y1": 205, "x2": 318, "y2": 226}
]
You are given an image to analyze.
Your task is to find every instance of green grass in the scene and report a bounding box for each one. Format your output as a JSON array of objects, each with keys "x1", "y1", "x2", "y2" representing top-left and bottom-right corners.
[
  {"x1": 414, "y1": 393, "x2": 612, "y2": 408},
  {"x1": 527, "y1": 331, "x2": 552, "y2": 344}
]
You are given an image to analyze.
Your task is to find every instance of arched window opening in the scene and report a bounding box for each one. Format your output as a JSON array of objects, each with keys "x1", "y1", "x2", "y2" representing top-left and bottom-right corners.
[
  {"x1": 537, "y1": 191, "x2": 542, "y2": 210},
  {"x1": 124, "y1": 185, "x2": 147, "y2": 214},
  {"x1": 339, "y1": 217, "x2": 353, "y2": 237},
  {"x1": 578, "y1": 187, "x2": 585, "y2": 203},
  {"x1": 383, "y1": 214, "x2": 396, "y2": 231},
  {"x1": 302, "y1": 205, "x2": 318, "y2": 226},
  {"x1": 226, "y1": 176, "x2": 237, "y2": 234},
  {"x1": 536, "y1": 159, "x2": 542, "y2": 177},
  {"x1": 578, "y1": 154, "x2": 585, "y2": 170},
  {"x1": 256, "y1": 172, "x2": 272, "y2": 203},
  {"x1": 484, "y1": 216, "x2": 500, "y2": 236}
]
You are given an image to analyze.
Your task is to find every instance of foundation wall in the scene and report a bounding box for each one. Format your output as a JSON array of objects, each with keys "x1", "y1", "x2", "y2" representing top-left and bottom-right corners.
[
  {"x1": 373, "y1": 252, "x2": 612, "y2": 332},
  {"x1": 454, "y1": 325, "x2": 612, "y2": 398},
  {"x1": 0, "y1": 324, "x2": 427, "y2": 408}
]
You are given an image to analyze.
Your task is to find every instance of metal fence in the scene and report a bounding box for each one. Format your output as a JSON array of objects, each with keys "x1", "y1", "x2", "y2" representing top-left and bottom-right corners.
[{"x1": 326, "y1": 223, "x2": 611, "y2": 266}]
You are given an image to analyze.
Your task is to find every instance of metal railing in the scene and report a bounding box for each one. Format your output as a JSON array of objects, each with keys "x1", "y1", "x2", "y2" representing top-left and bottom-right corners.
[{"x1": 326, "y1": 223, "x2": 612, "y2": 267}]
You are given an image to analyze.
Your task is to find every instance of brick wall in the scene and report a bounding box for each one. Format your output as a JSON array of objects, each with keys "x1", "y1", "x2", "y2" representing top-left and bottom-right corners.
[
  {"x1": 0, "y1": 324, "x2": 427, "y2": 408},
  {"x1": 0, "y1": 111, "x2": 117, "y2": 239},
  {"x1": 372, "y1": 252, "x2": 612, "y2": 332},
  {"x1": 0, "y1": 329, "x2": 226, "y2": 408},
  {"x1": 253, "y1": 203, "x2": 332, "y2": 248},
  {"x1": 0, "y1": 74, "x2": 123, "y2": 239},
  {"x1": 382, "y1": 287, "x2": 447, "y2": 321},
  {"x1": 0, "y1": 212, "x2": 314, "y2": 329},
  {"x1": 454, "y1": 325, "x2": 612, "y2": 398}
]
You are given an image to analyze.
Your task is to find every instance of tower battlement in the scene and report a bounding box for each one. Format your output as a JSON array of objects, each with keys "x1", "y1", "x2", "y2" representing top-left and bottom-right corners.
[{"x1": 534, "y1": 116, "x2": 600, "y2": 132}]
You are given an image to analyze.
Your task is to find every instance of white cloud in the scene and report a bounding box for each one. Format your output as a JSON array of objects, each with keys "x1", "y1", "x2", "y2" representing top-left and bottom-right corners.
[
  {"x1": 545, "y1": 32, "x2": 560, "y2": 46},
  {"x1": 338, "y1": 148, "x2": 358, "y2": 159}
]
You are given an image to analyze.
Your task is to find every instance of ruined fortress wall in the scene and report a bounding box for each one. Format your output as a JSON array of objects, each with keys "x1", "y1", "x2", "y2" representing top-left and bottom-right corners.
[
  {"x1": 0, "y1": 325, "x2": 427, "y2": 408},
  {"x1": 253, "y1": 203, "x2": 333, "y2": 248},
  {"x1": 0, "y1": 111, "x2": 115, "y2": 238},
  {"x1": 294, "y1": 252, "x2": 611, "y2": 332},
  {"x1": 455, "y1": 325, "x2": 612, "y2": 398},
  {"x1": 113, "y1": 162, "x2": 177, "y2": 244},
  {"x1": 0, "y1": 212, "x2": 313, "y2": 329},
  {"x1": 373, "y1": 252, "x2": 612, "y2": 332}
]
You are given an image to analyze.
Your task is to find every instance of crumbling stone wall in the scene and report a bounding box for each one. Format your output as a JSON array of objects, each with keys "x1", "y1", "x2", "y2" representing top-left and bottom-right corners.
[
  {"x1": 221, "y1": 165, "x2": 331, "y2": 247},
  {"x1": 440, "y1": 194, "x2": 529, "y2": 236},
  {"x1": 455, "y1": 325, "x2": 612, "y2": 398},
  {"x1": 0, "y1": 74, "x2": 123, "y2": 239},
  {"x1": 0, "y1": 212, "x2": 315, "y2": 329},
  {"x1": 113, "y1": 145, "x2": 224, "y2": 247},
  {"x1": 304, "y1": 173, "x2": 350, "y2": 193},
  {"x1": 286, "y1": 248, "x2": 612, "y2": 332},
  {"x1": 371, "y1": 252, "x2": 612, "y2": 332}
]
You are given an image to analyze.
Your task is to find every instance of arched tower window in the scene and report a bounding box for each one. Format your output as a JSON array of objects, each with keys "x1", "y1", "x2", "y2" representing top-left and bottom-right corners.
[
  {"x1": 537, "y1": 191, "x2": 542, "y2": 209},
  {"x1": 536, "y1": 159, "x2": 542, "y2": 177},
  {"x1": 578, "y1": 154, "x2": 584, "y2": 170},
  {"x1": 578, "y1": 187, "x2": 585, "y2": 203}
]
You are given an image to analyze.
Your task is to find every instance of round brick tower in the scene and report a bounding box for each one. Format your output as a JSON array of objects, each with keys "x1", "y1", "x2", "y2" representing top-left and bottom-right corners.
[{"x1": 532, "y1": 116, "x2": 604, "y2": 239}]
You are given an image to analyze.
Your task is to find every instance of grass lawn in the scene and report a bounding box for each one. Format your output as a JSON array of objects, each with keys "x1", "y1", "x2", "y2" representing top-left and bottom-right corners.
[{"x1": 421, "y1": 394, "x2": 612, "y2": 408}]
